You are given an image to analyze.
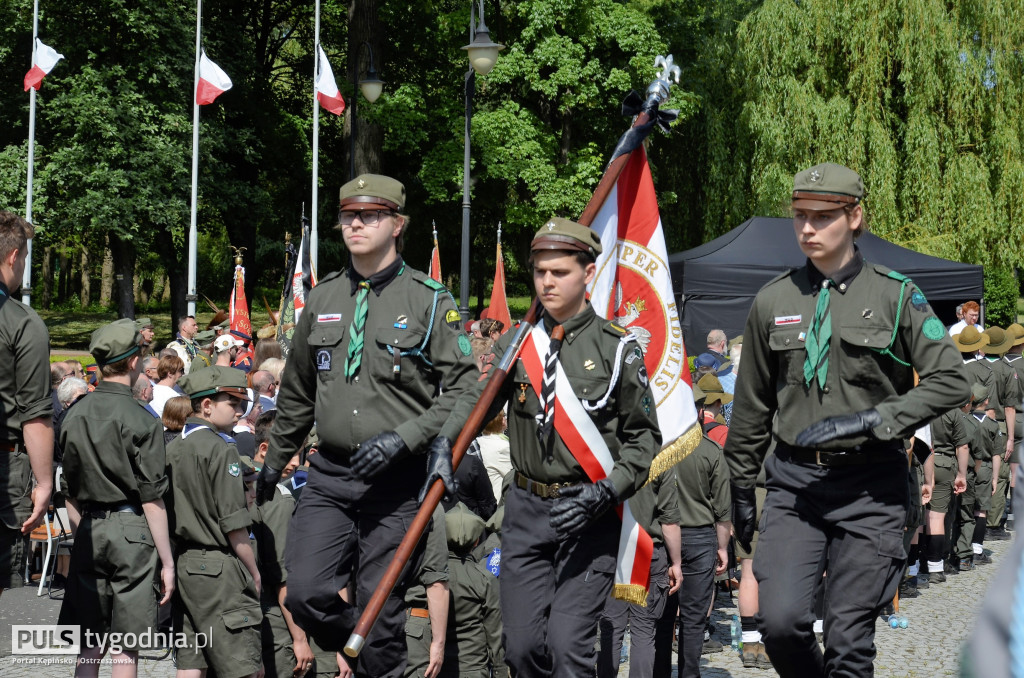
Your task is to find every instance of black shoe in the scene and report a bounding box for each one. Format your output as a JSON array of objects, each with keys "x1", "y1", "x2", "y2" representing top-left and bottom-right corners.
[
  {"x1": 944, "y1": 561, "x2": 960, "y2": 575},
  {"x1": 898, "y1": 580, "x2": 919, "y2": 598},
  {"x1": 959, "y1": 557, "x2": 974, "y2": 571},
  {"x1": 928, "y1": 571, "x2": 947, "y2": 584},
  {"x1": 975, "y1": 551, "x2": 993, "y2": 565},
  {"x1": 987, "y1": 528, "x2": 1011, "y2": 541},
  {"x1": 701, "y1": 638, "x2": 724, "y2": 655},
  {"x1": 915, "y1": 575, "x2": 929, "y2": 589}
]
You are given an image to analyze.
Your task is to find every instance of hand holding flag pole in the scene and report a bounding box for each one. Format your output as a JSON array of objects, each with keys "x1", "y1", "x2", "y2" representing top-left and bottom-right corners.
[{"x1": 343, "y1": 54, "x2": 681, "y2": 658}]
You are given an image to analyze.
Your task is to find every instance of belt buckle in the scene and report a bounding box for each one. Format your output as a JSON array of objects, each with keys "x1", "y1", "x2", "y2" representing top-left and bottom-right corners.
[
  {"x1": 815, "y1": 450, "x2": 825, "y2": 466},
  {"x1": 548, "y1": 482, "x2": 562, "y2": 498}
]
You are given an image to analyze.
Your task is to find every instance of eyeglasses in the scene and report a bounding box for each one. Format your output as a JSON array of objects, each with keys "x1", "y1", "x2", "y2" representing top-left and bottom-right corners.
[{"x1": 339, "y1": 210, "x2": 395, "y2": 227}]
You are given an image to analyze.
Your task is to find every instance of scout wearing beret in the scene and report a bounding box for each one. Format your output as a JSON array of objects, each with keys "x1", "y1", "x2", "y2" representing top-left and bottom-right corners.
[
  {"x1": 696, "y1": 373, "x2": 731, "y2": 448},
  {"x1": 480, "y1": 216, "x2": 660, "y2": 675},
  {"x1": 165, "y1": 365, "x2": 263, "y2": 678},
  {"x1": 724, "y1": 163, "x2": 969, "y2": 677},
  {"x1": 256, "y1": 173, "x2": 478, "y2": 676},
  {"x1": 58, "y1": 318, "x2": 174, "y2": 675},
  {"x1": 0, "y1": 212, "x2": 52, "y2": 596},
  {"x1": 135, "y1": 317, "x2": 155, "y2": 355}
]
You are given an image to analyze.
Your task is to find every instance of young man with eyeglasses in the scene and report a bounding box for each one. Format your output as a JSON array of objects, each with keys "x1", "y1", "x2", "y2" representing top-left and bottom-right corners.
[{"x1": 256, "y1": 174, "x2": 477, "y2": 678}]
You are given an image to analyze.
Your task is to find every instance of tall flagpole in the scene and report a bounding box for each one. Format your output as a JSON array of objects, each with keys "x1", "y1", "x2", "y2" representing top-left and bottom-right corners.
[
  {"x1": 186, "y1": 0, "x2": 202, "y2": 317},
  {"x1": 310, "y1": 0, "x2": 320, "y2": 270},
  {"x1": 22, "y1": 0, "x2": 40, "y2": 305}
]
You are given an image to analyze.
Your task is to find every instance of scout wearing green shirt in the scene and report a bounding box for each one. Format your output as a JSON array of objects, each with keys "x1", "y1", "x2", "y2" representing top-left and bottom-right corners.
[
  {"x1": 256, "y1": 174, "x2": 477, "y2": 678},
  {"x1": 0, "y1": 211, "x2": 53, "y2": 594},
  {"x1": 982, "y1": 327, "x2": 1021, "y2": 536},
  {"x1": 998, "y1": 322, "x2": 1024, "y2": 537},
  {"x1": 166, "y1": 366, "x2": 262, "y2": 678},
  {"x1": 487, "y1": 218, "x2": 660, "y2": 677},
  {"x1": 957, "y1": 384, "x2": 1003, "y2": 569},
  {"x1": 58, "y1": 319, "x2": 174, "y2": 677},
  {"x1": 925, "y1": 402, "x2": 970, "y2": 582},
  {"x1": 404, "y1": 505, "x2": 449, "y2": 678},
  {"x1": 725, "y1": 163, "x2": 969, "y2": 678},
  {"x1": 953, "y1": 327, "x2": 998, "y2": 419}
]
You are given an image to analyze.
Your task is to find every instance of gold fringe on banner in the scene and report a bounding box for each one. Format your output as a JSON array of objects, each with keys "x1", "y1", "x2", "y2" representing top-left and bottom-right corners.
[
  {"x1": 613, "y1": 583, "x2": 649, "y2": 607},
  {"x1": 646, "y1": 423, "x2": 702, "y2": 484}
]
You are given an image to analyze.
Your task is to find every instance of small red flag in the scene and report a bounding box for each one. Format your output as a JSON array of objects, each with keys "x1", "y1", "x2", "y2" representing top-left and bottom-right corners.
[{"x1": 488, "y1": 236, "x2": 512, "y2": 334}]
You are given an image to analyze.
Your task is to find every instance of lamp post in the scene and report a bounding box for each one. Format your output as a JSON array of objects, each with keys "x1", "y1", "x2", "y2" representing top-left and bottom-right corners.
[
  {"x1": 350, "y1": 42, "x2": 384, "y2": 181},
  {"x1": 458, "y1": 0, "x2": 503, "y2": 321}
]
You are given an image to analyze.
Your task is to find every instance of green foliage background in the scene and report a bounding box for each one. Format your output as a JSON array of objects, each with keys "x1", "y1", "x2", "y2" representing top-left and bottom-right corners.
[{"x1": 0, "y1": 0, "x2": 1021, "y2": 318}]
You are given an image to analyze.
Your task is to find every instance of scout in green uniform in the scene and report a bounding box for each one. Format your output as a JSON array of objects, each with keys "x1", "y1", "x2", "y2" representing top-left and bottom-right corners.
[
  {"x1": 957, "y1": 384, "x2": 1003, "y2": 569},
  {"x1": 982, "y1": 327, "x2": 1021, "y2": 537},
  {"x1": 256, "y1": 174, "x2": 477, "y2": 678},
  {"x1": 925, "y1": 401, "x2": 970, "y2": 582},
  {"x1": 725, "y1": 163, "x2": 969, "y2": 678},
  {"x1": 440, "y1": 503, "x2": 506, "y2": 678},
  {"x1": 404, "y1": 505, "x2": 449, "y2": 678},
  {"x1": 998, "y1": 322, "x2": 1024, "y2": 536},
  {"x1": 485, "y1": 218, "x2": 660, "y2": 677},
  {"x1": 953, "y1": 327, "x2": 998, "y2": 419},
  {"x1": 166, "y1": 366, "x2": 262, "y2": 678},
  {"x1": 0, "y1": 211, "x2": 53, "y2": 594},
  {"x1": 58, "y1": 319, "x2": 174, "y2": 677}
]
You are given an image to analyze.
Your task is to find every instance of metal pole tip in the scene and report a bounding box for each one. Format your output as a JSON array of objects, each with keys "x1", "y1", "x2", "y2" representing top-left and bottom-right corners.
[{"x1": 343, "y1": 633, "x2": 365, "y2": 658}]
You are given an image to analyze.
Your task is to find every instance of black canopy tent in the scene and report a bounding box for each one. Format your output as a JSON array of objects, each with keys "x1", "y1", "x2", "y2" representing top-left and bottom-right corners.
[{"x1": 670, "y1": 217, "x2": 985, "y2": 356}]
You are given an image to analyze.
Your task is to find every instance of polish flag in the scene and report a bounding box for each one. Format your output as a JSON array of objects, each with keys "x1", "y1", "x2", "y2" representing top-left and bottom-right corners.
[
  {"x1": 315, "y1": 45, "x2": 346, "y2": 115},
  {"x1": 23, "y1": 39, "x2": 63, "y2": 91},
  {"x1": 196, "y1": 52, "x2": 233, "y2": 105}
]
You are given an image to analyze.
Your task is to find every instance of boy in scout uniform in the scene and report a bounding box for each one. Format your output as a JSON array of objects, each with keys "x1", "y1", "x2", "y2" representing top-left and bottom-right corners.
[
  {"x1": 956, "y1": 383, "x2": 1003, "y2": 570},
  {"x1": 59, "y1": 319, "x2": 174, "y2": 677},
  {"x1": 166, "y1": 366, "x2": 262, "y2": 678},
  {"x1": 953, "y1": 327, "x2": 997, "y2": 418},
  {"x1": 256, "y1": 174, "x2": 478, "y2": 678},
  {"x1": 725, "y1": 163, "x2": 969, "y2": 678},
  {"x1": 998, "y1": 322, "x2": 1024, "y2": 535},
  {"x1": 486, "y1": 218, "x2": 660, "y2": 676},
  {"x1": 404, "y1": 505, "x2": 449, "y2": 678},
  {"x1": 982, "y1": 327, "x2": 1021, "y2": 538},
  {"x1": 0, "y1": 211, "x2": 53, "y2": 595},
  {"x1": 924, "y1": 399, "x2": 970, "y2": 582}
]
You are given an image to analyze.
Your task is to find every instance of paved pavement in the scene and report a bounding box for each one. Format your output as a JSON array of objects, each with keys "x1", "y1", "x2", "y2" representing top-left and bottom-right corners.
[{"x1": 0, "y1": 537, "x2": 1010, "y2": 677}]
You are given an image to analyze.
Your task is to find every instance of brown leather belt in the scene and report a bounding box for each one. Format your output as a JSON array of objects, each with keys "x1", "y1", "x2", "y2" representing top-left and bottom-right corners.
[
  {"x1": 408, "y1": 608, "x2": 429, "y2": 618},
  {"x1": 779, "y1": 445, "x2": 903, "y2": 467},
  {"x1": 514, "y1": 471, "x2": 579, "y2": 499},
  {"x1": 0, "y1": 441, "x2": 20, "y2": 453}
]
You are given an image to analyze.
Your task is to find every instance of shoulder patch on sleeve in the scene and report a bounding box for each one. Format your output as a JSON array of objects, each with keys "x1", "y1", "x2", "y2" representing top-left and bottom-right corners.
[
  {"x1": 445, "y1": 309, "x2": 462, "y2": 325},
  {"x1": 922, "y1": 316, "x2": 946, "y2": 340}
]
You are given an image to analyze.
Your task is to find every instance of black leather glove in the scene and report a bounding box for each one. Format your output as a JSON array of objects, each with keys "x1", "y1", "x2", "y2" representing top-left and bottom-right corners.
[
  {"x1": 350, "y1": 431, "x2": 409, "y2": 480},
  {"x1": 731, "y1": 483, "x2": 757, "y2": 552},
  {"x1": 549, "y1": 478, "x2": 618, "y2": 539},
  {"x1": 795, "y1": 408, "x2": 883, "y2": 447},
  {"x1": 418, "y1": 437, "x2": 458, "y2": 503},
  {"x1": 255, "y1": 464, "x2": 282, "y2": 506}
]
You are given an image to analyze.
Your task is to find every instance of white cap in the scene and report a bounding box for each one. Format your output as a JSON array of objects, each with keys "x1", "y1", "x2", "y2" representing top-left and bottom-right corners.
[{"x1": 214, "y1": 334, "x2": 244, "y2": 353}]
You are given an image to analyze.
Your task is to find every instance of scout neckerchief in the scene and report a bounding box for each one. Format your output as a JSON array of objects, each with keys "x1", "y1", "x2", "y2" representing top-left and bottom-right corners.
[
  {"x1": 520, "y1": 321, "x2": 654, "y2": 605},
  {"x1": 177, "y1": 333, "x2": 198, "y2": 360},
  {"x1": 181, "y1": 421, "x2": 236, "y2": 444},
  {"x1": 536, "y1": 324, "x2": 564, "y2": 442},
  {"x1": 803, "y1": 278, "x2": 833, "y2": 390}
]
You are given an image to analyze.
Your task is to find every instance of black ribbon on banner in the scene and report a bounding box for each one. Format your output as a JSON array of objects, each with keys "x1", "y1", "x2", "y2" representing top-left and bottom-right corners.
[{"x1": 608, "y1": 90, "x2": 679, "y2": 165}]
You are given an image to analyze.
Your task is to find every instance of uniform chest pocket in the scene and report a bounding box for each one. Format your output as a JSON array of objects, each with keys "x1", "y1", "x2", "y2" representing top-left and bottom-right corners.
[
  {"x1": 768, "y1": 327, "x2": 806, "y2": 386},
  {"x1": 375, "y1": 327, "x2": 428, "y2": 382},
  {"x1": 839, "y1": 324, "x2": 893, "y2": 386},
  {"x1": 308, "y1": 323, "x2": 346, "y2": 381}
]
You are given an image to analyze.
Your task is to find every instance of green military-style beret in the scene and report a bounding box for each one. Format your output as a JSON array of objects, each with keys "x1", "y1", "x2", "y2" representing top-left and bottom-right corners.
[
  {"x1": 971, "y1": 381, "x2": 990, "y2": 404},
  {"x1": 792, "y1": 163, "x2": 865, "y2": 211},
  {"x1": 696, "y1": 373, "x2": 733, "y2": 406},
  {"x1": 530, "y1": 217, "x2": 602, "y2": 257},
  {"x1": 90, "y1": 319, "x2": 142, "y2": 366},
  {"x1": 984, "y1": 327, "x2": 1014, "y2": 356},
  {"x1": 194, "y1": 329, "x2": 217, "y2": 345},
  {"x1": 135, "y1": 317, "x2": 154, "y2": 330},
  {"x1": 238, "y1": 455, "x2": 261, "y2": 481},
  {"x1": 445, "y1": 502, "x2": 486, "y2": 550},
  {"x1": 339, "y1": 173, "x2": 406, "y2": 212},
  {"x1": 178, "y1": 365, "x2": 251, "y2": 401}
]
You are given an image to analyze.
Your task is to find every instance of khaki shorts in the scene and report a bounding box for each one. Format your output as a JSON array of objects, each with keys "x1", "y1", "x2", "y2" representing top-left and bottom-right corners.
[
  {"x1": 175, "y1": 549, "x2": 262, "y2": 678},
  {"x1": 0, "y1": 525, "x2": 28, "y2": 589},
  {"x1": 734, "y1": 487, "x2": 766, "y2": 559},
  {"x1": 57, "y1": 511, "x2": 159, "y2": 646},
  {"x1": 929, "y1": 454, "x2": 957, "y2": 513}
]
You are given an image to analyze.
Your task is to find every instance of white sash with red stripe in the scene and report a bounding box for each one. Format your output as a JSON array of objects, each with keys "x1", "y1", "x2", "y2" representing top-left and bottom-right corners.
[{"x1": 520, "y1": 323, "x2": 654, "y2": 605}]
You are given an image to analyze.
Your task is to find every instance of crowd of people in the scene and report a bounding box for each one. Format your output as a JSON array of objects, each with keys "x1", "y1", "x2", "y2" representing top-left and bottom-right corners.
[{"x1": 0, "y1": 161, "x2": 1016, "y2": 678}]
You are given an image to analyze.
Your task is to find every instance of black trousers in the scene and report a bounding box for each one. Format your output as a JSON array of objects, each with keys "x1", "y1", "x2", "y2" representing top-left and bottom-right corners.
[
  {"x1": 653, "y1": 526, "x2": 717, "y2": 678},
  {"x1": 284, "y1": 450, "x2": 426, "y2": 678},
  {"x1": 597, "y1": 547, "x2": 670, "y2": 678},
  {"x1": 500, "y1": 483, "x2": 620, "y2": 677},
  {"x1": 755, "y1": 449, "x2": 908, "y2": 678}
]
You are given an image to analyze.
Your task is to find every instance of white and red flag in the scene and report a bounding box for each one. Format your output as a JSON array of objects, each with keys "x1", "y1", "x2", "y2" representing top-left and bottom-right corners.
[
  {"x1": 588, "y1": 146, "x2": 700, "y2": 478},
  {"x1": 230, "y1": 264, "x2": 252, "y2": 339},
  {"x1": 23, "y1": 39, "x2": 63, "y2": 91},
  {"x1": 196, "y1": 52, "x2": 233, "y2": 105},
  {"x1": 315, "y1": 45, "x2": 346, "y2": 115}
]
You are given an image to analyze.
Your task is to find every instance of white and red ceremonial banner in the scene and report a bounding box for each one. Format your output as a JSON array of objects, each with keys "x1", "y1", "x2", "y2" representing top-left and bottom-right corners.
[
  {"x1": 196, "y1": 52, "x2": 233, "y2": 105},
  {"x1": 429, "y1": 224, "x2": 442, "y2": 283},
  {"x1": 292, "y1": 222, "x2": 317, "y2": 326},
  {"x1": 230, "y1": 264, "x2": 252, "y2": 338},
  {"x1": 315, "y1": 45, "x2": 346, "y2": 115},
  {"x1": 587, "y1": 146, "x2": 700, "y2": 476},
  {"x1": 487, "y1": 236, "x2": 512, "y2": 334},
  {"x1": 23, "y1": 39, "x2": 63, "y2": 91}
]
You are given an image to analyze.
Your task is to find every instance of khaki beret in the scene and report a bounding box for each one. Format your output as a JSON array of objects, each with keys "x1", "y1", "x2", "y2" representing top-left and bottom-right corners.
[
  {"x1": 90, "y1": 319, "x2": 142, "y2": 366},
  {"x1": 178, "y1": 365, "x2": 251, "y2": 400},
  {"x1": 194, "y1": 329, "x2": 217, "y2": 345},
  {"x1": 339, "y1": 173, "x2": 406, "y2": 211},
  {"x1": 531, "y1": 217, "x2": 602, "y2": 257},
  {"x1": 971, "y1": 381, "x2": 990, "y2": 404},
  {"x1": 135, "y1": 317, "x2": 154, "y2": 330},
  {"x1": 239, "y1": 455, "x2": 261, "y2": 481},
  {"x1": 445, "y1": 502, "x2": 485, "y2": 550},
  {"x1": 792, "y1": 163, "x2": 864, "y2": 211}
]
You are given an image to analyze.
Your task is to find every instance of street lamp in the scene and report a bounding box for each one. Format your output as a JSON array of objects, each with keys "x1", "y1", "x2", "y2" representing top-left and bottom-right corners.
[
  {"x1": 458, "y1": 0, "x2": 504, "y2": 321},
  {"x1": 350, "y1": 42, "x2": 384, "y2": 180}
]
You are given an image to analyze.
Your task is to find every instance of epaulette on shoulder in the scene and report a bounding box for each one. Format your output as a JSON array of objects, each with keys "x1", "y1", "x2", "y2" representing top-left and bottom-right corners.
[
  {"x1": 318, "y1": 270, "x2": 343, "y2": 285},
  {"x1": 763, "y1": 268, "x2": 798, "y2": 288},
  {"x1": 604, "y1": 321, "x2": 628, "y2": 336},
  {"x1": 867, "y1": 261, "x2": 912, "y2": 284},
  {"x1": 408, "y1": 268, "x2": 448, "y2": 292}
]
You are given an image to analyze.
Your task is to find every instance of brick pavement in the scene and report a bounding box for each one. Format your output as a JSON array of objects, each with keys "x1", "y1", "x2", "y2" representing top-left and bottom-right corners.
[{"x1": 0, "y1": 537, "x2": 1010, "y2": 677}]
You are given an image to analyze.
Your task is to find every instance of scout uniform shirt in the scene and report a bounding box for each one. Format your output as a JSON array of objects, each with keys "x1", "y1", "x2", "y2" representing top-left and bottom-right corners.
[
  {"x1": 0, "y1": 280, "x2": 52, "y2": 530},
  {"x1": 962, "y1": 358, "x2": 996, "y2": 409},
  {"x1": 496, "y1": 303, "x2": 660, "y2": 499},
  {"x1": 266, "y1": 258, "x2": 478, "y2": 467},
  {"x1": 60, "y1": 381, "x2": 168, "y2": 507},
  {"x1": 1003, "y1": 352, "x2": 1024, "y2": 442},
  {"x1": 621, "y1": 468, "x2": 681, "y2": 546},
  {"x1": 727, "y1": 251, "x2": 970, "y2": 483},
  {"x1": 674, "y1": 437, "x2": 731, "y2": 528},
  {"x1": 984, "y1": 355, "x2": 1021, "y2": 422}
]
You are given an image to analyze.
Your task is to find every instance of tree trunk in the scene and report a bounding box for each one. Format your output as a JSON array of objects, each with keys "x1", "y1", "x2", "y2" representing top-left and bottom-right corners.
[
  {"x1": 100, "y1": 236, "x2": 113, "y2": 307},
  {"x1": 109, "y1": 233, "x2": 137, "y2": 319},
  {"x1": 347, "y1": 0, "x2": 383, "y2": 179},
  {"x1": 80, "y1": 248, "x2": 91, "y2": 308},
  {"x1": 58, "y1": 249, "x2": 69, "y2": 303},
  {"x1": 161, "y1": 274, "x2": 171, "y2": 303},
  {"x1": 40, "y1": 247, "x2": 52, "y2": 309},
  {"x1": 155, "y1": 228, "x2": 187, "y2": 336}
]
